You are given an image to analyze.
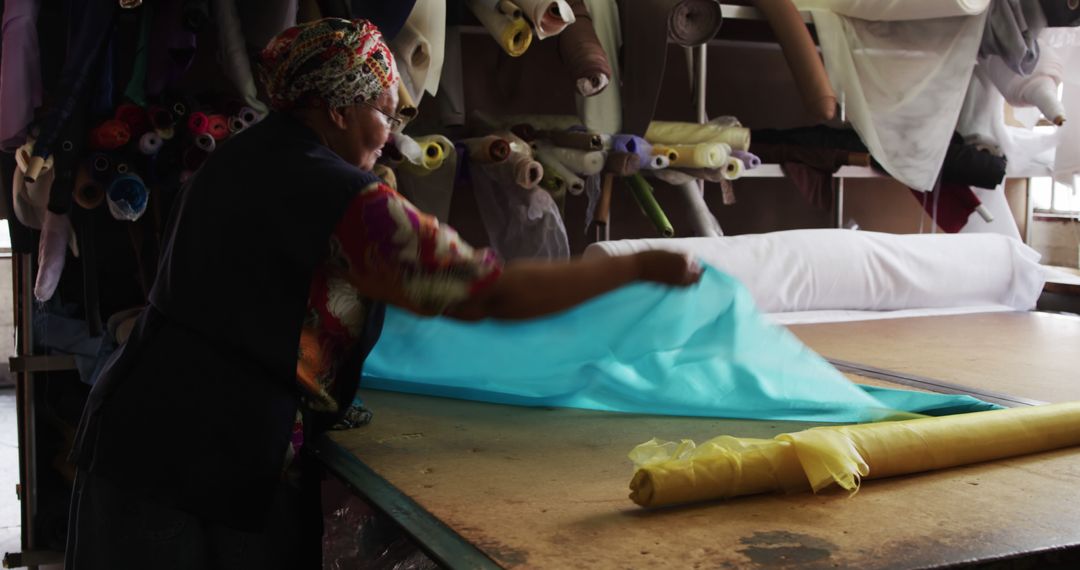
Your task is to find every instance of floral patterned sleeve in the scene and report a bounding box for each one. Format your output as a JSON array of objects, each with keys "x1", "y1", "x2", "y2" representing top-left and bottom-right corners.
[{"x1": 328, "y1": 181, "x2": 503, "y2": 315}]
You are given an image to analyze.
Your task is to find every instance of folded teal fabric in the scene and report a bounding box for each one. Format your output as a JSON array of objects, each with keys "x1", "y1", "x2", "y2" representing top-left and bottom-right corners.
[{"x1": 363, "y1": 266, "x2": 999, "y2": 422}]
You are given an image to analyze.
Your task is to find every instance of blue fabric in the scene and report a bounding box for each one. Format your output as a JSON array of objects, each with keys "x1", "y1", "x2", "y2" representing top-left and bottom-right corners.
[{"x1": 363, "y1": 266, "x2": 999, "y2": 423}]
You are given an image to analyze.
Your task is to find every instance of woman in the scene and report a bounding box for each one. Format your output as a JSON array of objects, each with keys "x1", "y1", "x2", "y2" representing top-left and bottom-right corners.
[{"x1": 65, "y1": 18, "x2": 699, "y2": 569}]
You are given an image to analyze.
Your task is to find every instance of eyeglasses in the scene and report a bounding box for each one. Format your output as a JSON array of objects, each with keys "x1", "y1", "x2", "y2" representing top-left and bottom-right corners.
[{"x1": 362, "y1": 101, "x2": 404, "y2": 131}]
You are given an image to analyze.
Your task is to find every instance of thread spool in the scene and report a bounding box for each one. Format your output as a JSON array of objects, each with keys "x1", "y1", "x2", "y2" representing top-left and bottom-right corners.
[
  {"x1": 138, "y1": 132, "x2": 164, "y2": 155},
  {"x1": 114, "y1": 103, "x2": 149, "y2": 135},
  {"x1": 228, "y1": 116, "x2": 247, "y2": 133},
  {"x1": 187, "y1": 112, "x2": 209, "y2": 135},
  {"x1": 206, "y1": 114, "x2": 230, "y2": 140},
  {"x1": 89, "y1": 153, "x2": 112, "y2": 183},
  {"x1": 74, "y1": 166, "x2": 105, "y2": 209},
  {"x1": 238, "y1": 106, "x2": 260, "y2": 125},
  {"x1": 156, "y1": 126, "x2": 176, "y2": 140},
  {"x1": 106, "y1": 173, "x2": 149, "y2": 221},
  {"x1": 194, "y1": 133, "x2": 216, "y2": 152},
  {"x1": 89, "y1": 119, "x2": 132, "y2": 151}
]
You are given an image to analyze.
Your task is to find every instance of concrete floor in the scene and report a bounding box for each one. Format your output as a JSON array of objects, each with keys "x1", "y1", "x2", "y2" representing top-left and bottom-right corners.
[{"x1": 1, "y1": 388, "x2": 20, "y2": 560}]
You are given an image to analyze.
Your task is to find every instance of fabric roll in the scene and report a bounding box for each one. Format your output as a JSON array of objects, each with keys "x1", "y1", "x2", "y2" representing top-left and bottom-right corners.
[
  {"x1": 980, "y1": 0, "x2": 1046, "y2": 75},
  {"x1": 668, "y1": 143, "x2": 729, "y2": 169},
  {"x1": 540, "y1": 129, "x2": 602, "y2": 150},
  {"x1": 228, "y1": 115, "x2": 247, "y2": 133},
  {"x1": 138, "y1": 132, "x2": 164, "y2": 155},
  {"x1": 11, "y1": 157, "x2": 54, "y2": 229},
  {"x1": 811, "y1": 9, "x2": 988, "y2": 191},
  {"x1": 395, "y1": 81, "x2": 419, "y2": 126},
  {"x1": 400, "y1": 135, "x2": 450, "y2": 173},
  {"x1": 578, "y1": 0, "x2": 622, "y2": 134},
  {"x1": 194, "y1": 133, "x2": 217, "y2": 153},
  {"x1": 348, "y1": 0, "x2": 417, "y2": 41},
  {"x1": 0, "y1": 0, "x2": 44, "y2": 151},
  {"x1": 147, "y1": 0, "x2": 196, "y2": 97},
  {"x1": 538, "y1": 145, "x2": 604, "y2": 175},
  {"x1": 986, "y1": 52, "x2": 1066, "y2": 125},
  {"x1": 791, "y1": 0, "x2": 992, "y2": 21},
  {"x1": 1041, "y1": 0, "x2": 1080, "y2": 27},
  {"x1": 87, "y1": 153, "x2": 113, "y2": 184},
  {"x1": 187, "y1": 112, "x2": 210, "y2": 135},
  {"x1": 642, "y1": 154, "x2": 671, "y2": 170},
  {"x1": 391, "y1": 0, "x2": 446, "y2": 100},
  {"x1": 114, "y1": 104, "x2": 149, "y2": 137},
  {"x1": 27, "y1": 0, "x2": 119, "y2": 179},
  {"x1": 536, "y1": 146, "x2": 586, "y2": 195},
  {"x1": 516, "y1": 0, "x2": 576, "y2": 39},
  {"x1": 611, "y1": 134, "x2": 654, "y2": 168},
  {"x1": 628, "y1": 401, "x2": 1080, "y2": 508},
  {"x1": 626, "y1": 174, "x2": 674, "y2": 237},
  {"x1": 604, "y1": 151, "x2": 641, "y2": 176},
  {"x1": 498, "y1": 151, "x2": 545, "y2": 188},
  {"x1": 731, "y1": 149, "x2": 761, "y2": 170},
  {"x1": 467, "y1": 0, "x2": 534, "y2": 56},
  {"x1": 559, "y1": 0, "x2": 612, "y2": 97},
  {"x1": 35, "y1": 211, "x2": 74, "y2": 303},
  {"x1": 754, "y1": 0, "x2": 836, "y2": 122},
  {"x1": 206, "y1": 115, "x2": 231, "y2": 141},
  {"x1": 89, "y1": 120, "x2": 132, "y2": 151},
  {"x1": 364, "y1": 265, "x2": 994, "y2": 422},
  {"x1": 74, "y1": 165, "x2": 105, "y2": 209},
  {"x1": 722, "y1": 156, "x2": 745, "y2": 180},
  {"x1": 106, "y1": 173, "x2": 149, "y2": 221},
  {"x1": 391, "y1": 24, "x2": 431, "y2": 103},
  {"x1": 463, "y1": 136, "x2": 512, "y2": 163},
  {"x1": 213, "y1": 0, "x2": 269, "y2": 117},
  {"x1": 435, "y1": 25, "x2": 466, "y2": 126},
  {"x1": 652, "y1": 145, "x2": 679, "y2": 162},
  {"x1": 619, "y1": 0, "x2": 723, "y2": 135},
  {"x1": 645, "y1": 121, "x2": 751, "y2": 151},
  {"x1": 122, "y1": 1, "x2": 153, "y2": 107},
  {"x1": 397, "y1": 134, "x2": 456, "y2": 222}
]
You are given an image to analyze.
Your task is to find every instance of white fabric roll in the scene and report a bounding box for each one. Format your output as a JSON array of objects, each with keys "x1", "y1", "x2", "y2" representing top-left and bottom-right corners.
[
  {"x1": 642, "y1": 154, "x2": 670, "y2": 170},
  {"x1": 793, "y1": 0, "x2": 990, "y2": 21},
  {"x1": 539, "y1": 145, "x2": 605, "y2": 175},
  {"x1": 578, "y1": 0, "x2": 621, "y2": 134},
  {"x1": 722, "y1": 157, "x2": 744, "y2": 181},
  {"x1": 516, "y1": 0, "x2": 575, "y2": 39},
  {"x1": 535, "y1": 146, "x2": 585, "y2": 194},
  {"x1": 584, "y1": 230, "x2": 1044, "y2": 313},
  {"x1": 810, "y1": 9, "x2": 988, "y2": 191},
  {"x1": 986, "y1": 50, "x2": 1066, "y2": 124},
  {"x1": 398, "y1": 0, "x2": 445, "y2": 97},
  {"x1": 397, "y1": 135, "x2": 457, "y2": 222},
  {"x1": 390, "y1": 24, "x2": 432, "y2": 104}
]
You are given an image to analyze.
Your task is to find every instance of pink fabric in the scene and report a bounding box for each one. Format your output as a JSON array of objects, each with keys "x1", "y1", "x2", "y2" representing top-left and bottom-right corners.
[{"x1": 0, "y1": 0, "x2": 44, "y2": 150}]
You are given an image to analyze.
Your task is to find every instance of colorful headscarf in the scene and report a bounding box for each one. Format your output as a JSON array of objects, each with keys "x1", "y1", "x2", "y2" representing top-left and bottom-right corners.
[{"x1": 259, "y1": 18, "x2": 398, "y2": 111}]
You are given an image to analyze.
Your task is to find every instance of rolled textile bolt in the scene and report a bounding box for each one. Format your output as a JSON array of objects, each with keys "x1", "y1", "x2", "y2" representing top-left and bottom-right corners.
[
  {"x1": 730, "y1": 149, "x2": 761, "y2": 170},
  {"x1": 605, "y1": 151, "x2": 641, "y2": 176},
  {"x1": 651, "y1": 145, "x2": 679, "y2": 163},
  {"x1": 463, "y1": 136, "x2": 512, "y2": 163},
  {"x1": 559, "y1": 0, "x2": 613, "y2": 97},
  {"x1": 138, "y1": 131, "x2": 164, "y2": 155},
  {"x1": 752, "y1": 0, "x2": 836, "y2": 122},
  {"x1": 396, "y1": 82, "x2": 419, "y2": 124},
  {"x1": 544, "y1": 129, "x2": 604, "y2": 150},
  {"x1": 114, "y1": 103, "x2": 149, "y2": 136},
  {"x1": 148, "y1": 106, "x2": 176, "y2": 130},
  {"x1": 238, "y1": 106, "x2": 260, "y2": 126},
  {"x1": 35, "y1": 211, "x2": 74, "y2": 302},
  {"x1": 536, "y1": 146, "x2": 585, "y2": 195},
  {"x1": 645, "y1": 121, "x2": 752, "y2": 151},
  {"x1": 120, "y1": 0, "x2": 143, "y2": 8},
  {"x1": 510, "y1": 123, "x2": 538, "y2": 142},
  {"x1": 516, "y1": 0, "x2": 575, "y2": 39},
  {"x1": 89, "y1": 119, "x2": 132, "y2": 151},
  {"x1": 536, "y1": 143, "x2": 604, "y2": 175},
  {"x1": 612, "y1": 134, "x2": 657, "y2": 169},
  {"x1": 668, "y1": 143, "x2": 730, "y2": 169},
  {"x1": 498, "y1": 0, "x2": 523, "y2": 18},
  {"x1": 626, "y1": 173, "x2": 674, "y2": 238},
  {"x1": 106, "y1": 173, "x2": 150, "y2": 221},
  {"x1": 722, "y1": 157, "x2": 745, "y2": 181},
  {"x1": 467, "y1": 0, "x2": 534, "y2": 57},
  {"x1": 187, "y1": 112, "x2": 210, "y2": 135},
  {"x1": 206, "y1": 114, "x2": 230, "y2": 140},
  {"x1": 642, "y1": 154, "x2": 671, "y2": 170},
  {"x1": 156, "y1": 126, "x2": 176, "y2": 140},
  {"x1": 228, "y1": 116, "x2": 247, "y2": 133},
  {"x1": 74, "y1": 165, "x2": 105, "y2": 209},
  {"x1": 372, "y1": 163, "x2": 398, "y2": 190},
  {"x1": 194, "y1": 132, "x2": 217, "y2": 153}
]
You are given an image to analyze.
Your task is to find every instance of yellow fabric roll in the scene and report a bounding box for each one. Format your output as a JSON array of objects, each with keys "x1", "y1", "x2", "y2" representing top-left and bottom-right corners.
[
  {"x1": 651, "y1": 145, "x2": 679, "y2": 162},
  {"x1": 401, "y1": 135, "x2": 452, "y2": 175},
  {"x1": 667, "y1": 143, "x2": 730, "y2": 169},
  {"x1": 629, "y1": 401, "x2": 1080, "y2": 508},
  {"x1": 645, "y1": 121, "x2": 752, "y2": 151},
  {"x1": 722, "y1": 157, "x2": 745, "y2": 181},
  {"x1": 467, "y1": 0, "x2": 534, "y2": 57}
]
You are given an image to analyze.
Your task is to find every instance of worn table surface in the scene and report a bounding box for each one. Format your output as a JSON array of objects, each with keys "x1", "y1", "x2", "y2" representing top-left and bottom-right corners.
[
  {"x1": 790, "y1": 311, "x2": 1080, "y2": 405},
  {"x1": 324, "y1": 381, "x2": 1080, "y2": 569}
]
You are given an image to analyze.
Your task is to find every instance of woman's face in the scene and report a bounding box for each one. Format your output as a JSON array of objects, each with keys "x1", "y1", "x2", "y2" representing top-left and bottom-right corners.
[{"x1": 337, "y1": 87, "x2": 399, "y2": 170}]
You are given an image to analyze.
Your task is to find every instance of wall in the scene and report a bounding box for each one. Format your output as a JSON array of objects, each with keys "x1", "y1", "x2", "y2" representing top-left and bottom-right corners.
[
  {"x1": 1030, "y1": 218, "x2": 1080, "y2": 268},
  {"x1": 0, "y1": 257, "x2": 12, "y2": 386}
]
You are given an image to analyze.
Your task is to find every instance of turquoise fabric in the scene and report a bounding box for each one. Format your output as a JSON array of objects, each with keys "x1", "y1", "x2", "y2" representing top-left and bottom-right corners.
[{"x1": 363, "y1": 266, "x2": 999, "y2": 423}]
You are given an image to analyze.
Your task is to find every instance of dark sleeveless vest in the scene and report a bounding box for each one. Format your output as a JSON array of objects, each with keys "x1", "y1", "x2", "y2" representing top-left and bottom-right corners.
[{"x1": 72, "y1": 113, "x2": 383, "y2": 530}]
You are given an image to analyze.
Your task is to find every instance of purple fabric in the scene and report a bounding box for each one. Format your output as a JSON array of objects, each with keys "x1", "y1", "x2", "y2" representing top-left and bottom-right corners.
[
  {"x1": 731, "y1": 150, "x2": 760, "y2": 170},
  {"x1": 611, "y1": 134, "x2": 654, "y2": 168},
  {"x1": 0, "y1": 0, "x2": 44, "y2": 151},
  {"x1": 147, "y1": 0, "x2": 197, "y2": 97},
  {"x1": 35, "y1": 211, "x2": 71, "y2": 302}
]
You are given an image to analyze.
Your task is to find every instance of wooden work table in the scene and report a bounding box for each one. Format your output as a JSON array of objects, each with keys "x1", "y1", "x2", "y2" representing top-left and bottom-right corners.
[
  {"x1": 789, "y1": 311, "x2": 1080, "y2": 405},
  {"x1": 319, "y1": 382, "x2": 1080, "y2": 569}
]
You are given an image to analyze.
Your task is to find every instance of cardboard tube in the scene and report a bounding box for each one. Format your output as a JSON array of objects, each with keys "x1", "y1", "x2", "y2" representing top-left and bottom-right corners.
[
  {"x1": 753, "y1": 0, "x2": 837, "y2": 122},
  {"x1": 74, "y1": 165, "x2": 105, "y2": 209},
  {"x1": 626, "y1": 173, "x2": 674, "y2": 237},
  {"x1": 397, "y1": 81, "x2": 419, "y2": 123}
]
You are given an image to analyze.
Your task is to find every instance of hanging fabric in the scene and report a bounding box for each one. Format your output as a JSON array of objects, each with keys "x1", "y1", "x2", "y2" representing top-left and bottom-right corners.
[
  {"x1": 391, "y1": 0, "x2": 445, "y2": 100},
  {"x1": 516, "y1": 0, "x2": 576, "y2": 39},
  {"x1": 0, "y1": 0, "x2": 44, "y2": 151},
  {"x1": 791, "y1": 0, "x2": 990, "y2": 21},
  {"x1": 578, "y1": 0, "x2": 622, "y2": 134},
  {"x1": 214, "y1": 0, "x2": 269, "y2": 116},
  {"x1": 559, "y1": 0, "x2": 613, "y2": 97}
]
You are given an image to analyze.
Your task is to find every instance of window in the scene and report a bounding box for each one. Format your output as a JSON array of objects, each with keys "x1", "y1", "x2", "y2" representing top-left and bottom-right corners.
[{"x1": 1031, "y1": 175, "x2": 1080, "y2": 218}]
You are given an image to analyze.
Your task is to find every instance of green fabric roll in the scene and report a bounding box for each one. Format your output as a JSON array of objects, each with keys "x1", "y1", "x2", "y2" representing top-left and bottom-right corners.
[
  {"x1": 123, "y1": 3, "x2": 154, "y2": 107},
  {"x1": 626, "y1": 174, "x2": 673, "y2": 237}
]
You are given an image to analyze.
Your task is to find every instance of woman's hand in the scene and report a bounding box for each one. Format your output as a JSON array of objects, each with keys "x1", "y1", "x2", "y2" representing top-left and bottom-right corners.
[{"x1": 634, "y1": 251, "x2": 703, "y2": 287}]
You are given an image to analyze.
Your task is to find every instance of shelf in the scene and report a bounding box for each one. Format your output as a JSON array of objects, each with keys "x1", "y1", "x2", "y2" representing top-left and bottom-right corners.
[
  {"x1": 9, "y1": 355, "x2": 79, "y2": 373},
  {"x1": 740, "y1": 164, "x2": 882, "y2": 179}
]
